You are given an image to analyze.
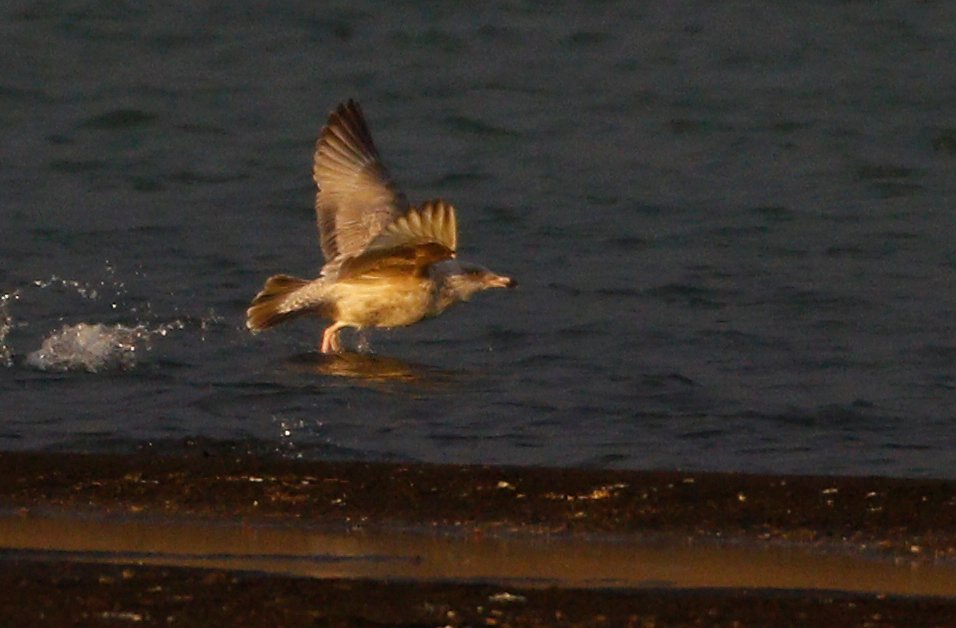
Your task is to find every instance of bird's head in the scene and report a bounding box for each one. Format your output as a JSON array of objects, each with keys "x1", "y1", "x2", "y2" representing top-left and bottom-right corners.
[{"x1": 432, "y1": 260, "x2": 517, "y2": 304}]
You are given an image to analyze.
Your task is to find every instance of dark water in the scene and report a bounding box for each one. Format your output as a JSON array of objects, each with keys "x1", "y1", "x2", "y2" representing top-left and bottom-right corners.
[{"x1": 2, "y1": 2, "x2": 955, "y2": 477}]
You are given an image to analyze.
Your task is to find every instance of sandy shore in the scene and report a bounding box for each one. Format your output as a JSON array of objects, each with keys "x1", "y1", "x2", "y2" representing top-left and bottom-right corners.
[
  {"x1": 4, "y1": 561, "x2": 956, "y2": 627},
  {"x1": 1, "y1": 450, "x2": 956, "y2": 626}
]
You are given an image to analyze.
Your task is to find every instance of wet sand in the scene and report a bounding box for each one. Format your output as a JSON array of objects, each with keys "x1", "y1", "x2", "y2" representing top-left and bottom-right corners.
[
  {"x1": 7, "y1": 512, "x2": 956, "y2": 595},
  {"x1": 5, "y1": 561, "x2": 956, "y2": 627},
  {"x1": 2, "y1": 450, "x2": 956, "y2": 625}
]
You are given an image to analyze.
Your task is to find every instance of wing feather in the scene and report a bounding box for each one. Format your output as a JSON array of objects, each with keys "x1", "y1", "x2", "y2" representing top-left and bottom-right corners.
[
  {"x1": 313, "y1": 100, "x2": 409, "y2": 265},
  {"x1": 365, "y1": 199, "x2": 457, "y2": 254},
  {"x1": 336, "y1": 200, "x2": 458, "y2": 280}
]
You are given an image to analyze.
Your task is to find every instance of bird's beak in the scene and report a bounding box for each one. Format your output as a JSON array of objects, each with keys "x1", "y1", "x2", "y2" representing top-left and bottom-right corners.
[{"x1": 484, "y1": 274, "x2": 517, "y2": 289}]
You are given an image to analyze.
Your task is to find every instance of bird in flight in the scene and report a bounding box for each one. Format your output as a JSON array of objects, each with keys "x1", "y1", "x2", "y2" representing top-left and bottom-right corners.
[{"x1": 246, "y1": 100, "x2": 516, "y2": 353}]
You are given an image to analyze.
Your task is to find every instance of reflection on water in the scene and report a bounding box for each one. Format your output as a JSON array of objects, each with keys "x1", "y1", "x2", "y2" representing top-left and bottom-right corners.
[
  {"x1": 3, "y1": 512, "x2": 956, "y2": 596},
  {"x1": 285, "y1": 352, "x2": 458, "y2": 387}
]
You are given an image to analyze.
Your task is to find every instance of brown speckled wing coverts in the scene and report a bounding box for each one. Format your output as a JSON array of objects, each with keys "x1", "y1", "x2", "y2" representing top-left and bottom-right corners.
[
  {"x1": 313, "y1": 100, "x2": 409, "y2": 267},
  {"x1": 337, "y1": 200, "x2": 458, "y2": 280}
]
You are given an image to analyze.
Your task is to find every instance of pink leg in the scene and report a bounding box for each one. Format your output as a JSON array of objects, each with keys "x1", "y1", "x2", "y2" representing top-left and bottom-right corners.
[{"x1": 321, "y1": 322, "x2": 347, "y2": 354}]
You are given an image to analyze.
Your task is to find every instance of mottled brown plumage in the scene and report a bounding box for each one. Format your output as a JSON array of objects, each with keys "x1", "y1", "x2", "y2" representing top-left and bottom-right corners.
[{"x1": 247, "y1": 100, "x2": 515, "y2": 353}]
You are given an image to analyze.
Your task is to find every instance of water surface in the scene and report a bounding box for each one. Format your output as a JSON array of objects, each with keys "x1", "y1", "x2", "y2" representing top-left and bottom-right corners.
[{"x1": 1, "y1": 2, "x2": 955, "y2": 477}]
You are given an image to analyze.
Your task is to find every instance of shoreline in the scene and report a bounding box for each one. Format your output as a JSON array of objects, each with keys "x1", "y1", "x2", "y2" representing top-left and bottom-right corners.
[
  {"x1": 2, "y1": 450, "x2": 956, "y2": 625},
  {"x1": 2, "y1": 450, "x2": 955, "y2": 560}
]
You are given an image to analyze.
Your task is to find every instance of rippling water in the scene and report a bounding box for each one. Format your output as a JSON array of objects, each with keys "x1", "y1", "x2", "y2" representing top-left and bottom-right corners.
[{"x1": 1, "y1": 2, "x2": 955, "y2": 477}]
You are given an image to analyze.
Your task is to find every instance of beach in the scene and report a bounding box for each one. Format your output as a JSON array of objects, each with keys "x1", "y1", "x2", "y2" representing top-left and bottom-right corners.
[{"x1": 1, "y1": 450, "x2": 955, "y2": 625}]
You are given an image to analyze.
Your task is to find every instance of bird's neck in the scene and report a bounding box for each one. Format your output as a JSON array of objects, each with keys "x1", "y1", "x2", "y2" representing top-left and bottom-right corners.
[{"x1": 429, "y1": 282, "x2": 464, "y2": 316}]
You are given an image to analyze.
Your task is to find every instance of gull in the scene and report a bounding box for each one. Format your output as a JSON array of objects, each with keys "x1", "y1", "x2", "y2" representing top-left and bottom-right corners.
[{"x1": 246, "y1": 99, "x2": 516, "y2": 353}]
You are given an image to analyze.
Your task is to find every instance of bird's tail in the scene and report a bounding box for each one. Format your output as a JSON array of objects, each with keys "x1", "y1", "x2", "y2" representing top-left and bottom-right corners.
[{"x1": 246, "y1": 274, "x2": 313, "y2": 332}]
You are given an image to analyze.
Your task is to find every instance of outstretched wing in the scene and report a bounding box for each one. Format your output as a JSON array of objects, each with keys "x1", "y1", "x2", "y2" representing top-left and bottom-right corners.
[
  {"x1": 364, "y1": 199, "x2": 457, "y2": 254},
  {"x1": 337, "y1": 200, "x2": 458, "y2": 279},
  {"x1": 313, "y1": 100, "x2": 409, "y2": 264}
]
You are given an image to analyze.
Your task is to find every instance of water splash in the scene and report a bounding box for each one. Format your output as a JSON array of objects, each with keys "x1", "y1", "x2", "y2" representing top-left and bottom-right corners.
[
  {"x1": 2, "y1": 267, "x2": 220, "y2": 372},
  {"x1": 0, "y1": 290, "x2": 18, "y2": 368},
  {"x1": 31, "y1": 275, "x2": 101, "y2": 300},
  {"x1": 26, "y1": 323, "x2": 143, "y2": 372},
  {"x1": 275, "y1": 416, "x2": 306, "y2": 457},
  {"x1": 272, "y1": 415, "x2": 328, "y2": 459},
  {"x1": 25, "y1": 320, "x2": 186, "y2": 373},
  {"x1": 354, "y1": 330, "x2": 373, "y2": 354},
  {"x1": 29, "y1": 261, "x2": 130, "y2": 311}
]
